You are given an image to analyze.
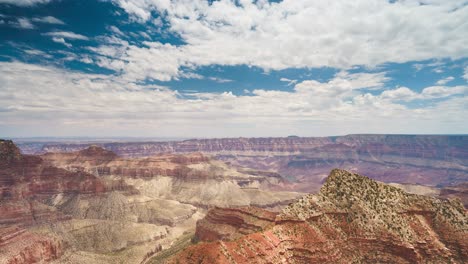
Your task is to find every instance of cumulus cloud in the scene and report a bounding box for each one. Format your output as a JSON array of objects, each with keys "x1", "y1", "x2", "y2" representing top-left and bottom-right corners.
[
  {"x1": 97, "y1": 0, "x2": 468, "y2": 82},
  {"x1": 1, "y1": 61, "x2": 466, "y2": 137},
  {"x1": 379, "y1": 87, "x2": 418, "y2": 102},
  {"x1": 32, "y1": 16, "x2": 65, "y2": 25}
]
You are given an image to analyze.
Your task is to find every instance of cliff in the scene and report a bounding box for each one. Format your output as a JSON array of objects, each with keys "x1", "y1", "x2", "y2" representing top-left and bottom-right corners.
[
  {"x1": 195, "y1": 207, "x2": 277, "y2": 242},
  {"x1": 168, "y1": 169, "x2": 468, "y2": 264},
  {"x1": 18, "y1": 135, "x2": 468, "y2": 189},
  {"x1": 0, "y1": 141, "x2": 302, "y2": 264}
]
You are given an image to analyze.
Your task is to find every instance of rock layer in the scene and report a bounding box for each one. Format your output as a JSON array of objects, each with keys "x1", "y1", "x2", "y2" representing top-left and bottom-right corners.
[
  {"x1": 195, "y1": 207, "x2": 277, "y2": 242},
  {"x1": 168, "y1": 169, "x2": 468, "y2": 264},
  {"x1": 0, "y1": 140, "x2": 301, "y2": 263},
  {"x1": 18, "y1": 135, "x2": 468, "y2": 190}
]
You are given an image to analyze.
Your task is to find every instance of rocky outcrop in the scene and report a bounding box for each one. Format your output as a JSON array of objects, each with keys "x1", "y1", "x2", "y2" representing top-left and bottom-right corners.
[
  {"x1": 167, "y1": 169, "x2": 468, "y2": 264},
  {"x1": 195, "y1": 207, "x2": 277, "y2": 241},
  {"x1": 0, "y1": 227, "x2": 64, "y2": 264},
  {"x1": 0, "y1": 140, "x2": 108, "y2": 202}
]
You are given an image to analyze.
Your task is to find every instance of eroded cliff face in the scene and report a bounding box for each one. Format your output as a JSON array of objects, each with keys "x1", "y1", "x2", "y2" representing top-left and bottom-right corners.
[
  {"x1": 19, "y1": 135, "x2": 468, "y2": 191},
  {"x1": 40, "y1": 147, "x2": 301, "y2": 209},
  {"x1": 0, "y1": 227, "x2": 63, "y2": 264},
  {"x1": 195, "y1": 207, "x2": 278, "y2": 242},
  {"x1": 0, "y1": 140, "x2": 301, "y2": 264},
  {"x1": 167, "y1": 169, "x2": 468, "y2": 264}
]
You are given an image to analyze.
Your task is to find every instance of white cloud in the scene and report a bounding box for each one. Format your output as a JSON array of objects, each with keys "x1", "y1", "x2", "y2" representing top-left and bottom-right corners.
[
  {"x1": 380, "y1": 87, "x2": 418, "y2": 102},
  {"x1": 80, "y1": 56, "x2": 93, "y2": 64},
  {"x1": 32, "y1": 16, "x2": 65, "y2": 25},
  {"x1": 208, "y1": 77, "x2": 233, "y2": 83},
  {"x1": 179, "y1": 72, "x2": 204, "y2": 79},
  {"x1": 0, "y1": 0, "x2": 50, "y2": 6},
  {"x1": 43, "y1": 31, "x2": 89, "y2": 40},
  {"x1": 14, "y1": 18, "x2": 34, "y2": 29},
  {"x1": 280, "y1": 78, "x2": 297, "y2": 86},
  {"x1": 140, "y1": 32, "x2": 151, "y2": 39},
  {"x1": 436, "y1": 76, "x2": 454, "y2": 85},
  {"x1": 108, "y1": 25, "x2": 124, "y2": 36},
  {"x1": 152, "y1": 17, "x2": 163, "y2": 27},
  {"x1": 421, "y1": 85, "x2": 468, "y2": 98},
  {"x1": 464, "y1": 66, "x2": 468, "y2": 81},
  {"x1": 51, "y1": 37, "x2": 72, "y2": 48},
  {"x1": 23, "y1": 49, "x2": 53, "y2": 58},
  {"x1": 101, "y1": 0, "x2": 468, "y2": 82},
  {"x1": 1, "y1": 61, "x2": 466, "y2": 137}
]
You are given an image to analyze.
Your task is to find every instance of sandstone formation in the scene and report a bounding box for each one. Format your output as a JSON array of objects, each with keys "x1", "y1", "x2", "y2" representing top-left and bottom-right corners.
[{"x1": 166, "y1": 169, "x2": 468, "y2": 264}]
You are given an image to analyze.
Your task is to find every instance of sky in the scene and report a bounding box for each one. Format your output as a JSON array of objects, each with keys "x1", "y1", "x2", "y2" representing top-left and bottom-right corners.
[{"x1": 0, "y1": 0, "x2": 467, "y2": 138}]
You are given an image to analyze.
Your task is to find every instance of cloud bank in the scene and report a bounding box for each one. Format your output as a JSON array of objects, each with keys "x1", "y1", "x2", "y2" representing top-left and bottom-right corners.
[
  {"x1": 93, "y1": 0, "x2": 468, "y2": 82},
  {"x1": 0, "y1": 61, "x2": 465, "y2": 137}
]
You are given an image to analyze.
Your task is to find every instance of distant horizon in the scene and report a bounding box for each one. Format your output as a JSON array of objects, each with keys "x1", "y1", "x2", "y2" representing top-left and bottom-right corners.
[{"x1": 4, "y1": 133, "x2": 468, "y2": 143}]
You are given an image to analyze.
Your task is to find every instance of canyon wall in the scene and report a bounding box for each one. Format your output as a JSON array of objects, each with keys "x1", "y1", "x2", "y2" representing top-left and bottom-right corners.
[
  {"x1": 17, "y1": 135, "x2": 468, "y2": 190},
  {"x1": 165, "y1": 169, "x2": 468, "y2": 264},
  {"x1": 0, "y1": 140, "x2": 301, "y2": 264}
]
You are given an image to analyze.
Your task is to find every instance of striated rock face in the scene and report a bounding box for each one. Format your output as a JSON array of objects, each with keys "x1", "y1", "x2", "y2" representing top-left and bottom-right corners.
[
  {"x1": 168, "y1": 169, "x2": 468, "y2": 264},
  {"x1": 1, "y1": 140, "x2": 302, "y2": 264},
  {"x1": 40, "y1": 146, "x2": 301, "y2": 209},
  {"x1": 19, "y1": 135, "x2": 468, "y2": 189},
  {"x1": 0, "y1": 140, "x2": 108, "y2": 201},
  {"x1": 0, "y1": 227, "x2": 64, "y2": 264},
  {"x1": 195, "y1": 207, "x2": 277, "y2": 242}
]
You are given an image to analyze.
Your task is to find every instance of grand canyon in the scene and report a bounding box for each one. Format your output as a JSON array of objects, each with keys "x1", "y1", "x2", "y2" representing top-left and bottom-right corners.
[
  {"x1": 1, "y1": 135, "x2": 467, "y2": 263},
  {"x1": 1, "y1": 0, "x2": 467, "y2": 263}
]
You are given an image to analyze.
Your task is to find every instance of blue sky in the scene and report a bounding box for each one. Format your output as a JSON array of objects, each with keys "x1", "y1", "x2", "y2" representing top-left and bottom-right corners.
[{"x1": 0, "y1": 0, "x2": 467, "y2": 137}]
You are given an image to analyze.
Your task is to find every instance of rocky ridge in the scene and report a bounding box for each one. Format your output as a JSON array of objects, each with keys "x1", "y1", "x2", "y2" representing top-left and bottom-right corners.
[{"x1": 166, "y1": 169, "x2": 468, "y2": 264}]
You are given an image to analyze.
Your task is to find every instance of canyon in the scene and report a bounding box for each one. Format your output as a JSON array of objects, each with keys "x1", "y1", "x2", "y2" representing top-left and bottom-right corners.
[
  {"x1": 1, "y1": 135, "x2": 467, "y2": 263},
  {"x1": 0, "y1": 139, "x2": 300, "y2": 264},
  {"x1": 164, "y1": 169, "x2": 467, "y2": 264},
  {"x1": 17, "y1": 134, "x2": 468, "y2": 193}
]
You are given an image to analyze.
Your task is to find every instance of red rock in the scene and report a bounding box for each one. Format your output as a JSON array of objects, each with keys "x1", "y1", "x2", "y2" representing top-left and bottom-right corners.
[
  {"x1": 0, "y1": 226, "x2": 64, "y2": 264},
  {"x1": 195, "y1": 207, "x2": 277, "y2": 242},
  {"x1": 167, "y1": 169, "x2": 468, "y2": 264}
]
